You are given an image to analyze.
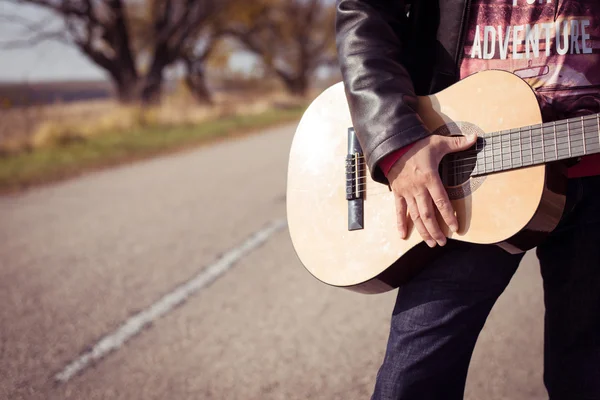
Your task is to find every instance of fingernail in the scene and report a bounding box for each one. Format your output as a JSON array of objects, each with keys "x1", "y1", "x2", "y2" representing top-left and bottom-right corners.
[
  {"x1": 450, "y1": 224, "x2": 458, "y2": 233},
  {"x1": 426, "y1": 240, "x2": 436, "y2": 248}
]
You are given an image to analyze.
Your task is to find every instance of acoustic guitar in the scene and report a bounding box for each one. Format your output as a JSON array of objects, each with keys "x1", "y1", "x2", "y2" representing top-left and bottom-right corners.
[{"x1": 286, "y1": 70, "x2": 598, "y2": 294}]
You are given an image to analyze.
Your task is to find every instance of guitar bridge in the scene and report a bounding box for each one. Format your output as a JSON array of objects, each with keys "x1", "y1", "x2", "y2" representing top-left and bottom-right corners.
[{"x1": 346, "y1": 127, "x2": 364, "y2": 231}]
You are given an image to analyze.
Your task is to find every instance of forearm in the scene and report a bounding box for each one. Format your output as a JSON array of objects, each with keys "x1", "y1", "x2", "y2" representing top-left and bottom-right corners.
[{"x1": 335, "y1": 0, "x2": 431, "y2": 183}]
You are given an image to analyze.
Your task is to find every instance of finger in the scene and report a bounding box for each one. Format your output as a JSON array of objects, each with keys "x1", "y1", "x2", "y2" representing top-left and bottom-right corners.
[
  {"x1": 395, "y1": 195, "x2": 408, "y2": 238},
  {"x1": 427, "y1": 175, "x2": 458, "y2": 234},
  {"x1": 414, "y1": 191, "x2": 447, "y2": 247},
  {"x1": 406, "y1": 196, "x2": 436, "y2": 248},
  {"x1": 437, "y1": 133, "x2": 478, "y2": 155}
]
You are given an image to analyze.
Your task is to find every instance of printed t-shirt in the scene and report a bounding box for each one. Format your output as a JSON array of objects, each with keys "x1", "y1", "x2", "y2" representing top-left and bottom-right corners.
[{"x1": 381, "y1": 0, "x2": 600, "y2": 178}]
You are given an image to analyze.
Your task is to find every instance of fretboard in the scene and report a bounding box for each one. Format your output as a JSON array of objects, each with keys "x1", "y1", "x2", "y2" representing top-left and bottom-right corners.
[{"x1": 471, "y1": 113, "x2": 600, "y2": 176}]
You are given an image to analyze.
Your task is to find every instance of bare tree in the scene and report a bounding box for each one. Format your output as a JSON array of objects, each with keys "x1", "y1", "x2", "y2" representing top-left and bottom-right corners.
[
  {"x1": 225, "y1": 0, "x2": 337, "y2": 97},
  {"x1": 1, "y1": 0, "x2": 230, "y2": 104},
  {"x1": 139, "y1": 0, "x2": 229, "y2": 103},
  {"x1": 180, "y1": 36, "x2": 220, "y2": 105},
  {"x1": 0, "y1": 0, "x2": 146, "y2": 102}
]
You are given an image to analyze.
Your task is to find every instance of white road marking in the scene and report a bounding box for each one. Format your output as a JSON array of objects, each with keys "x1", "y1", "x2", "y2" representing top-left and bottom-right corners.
[{"x1": 54, "y1": 218, "x2": 287, "y2": 383}]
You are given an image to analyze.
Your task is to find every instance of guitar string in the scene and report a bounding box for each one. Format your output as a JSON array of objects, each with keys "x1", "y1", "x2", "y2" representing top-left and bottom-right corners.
[
  {"x1": 350, "y1": 133, "x2": 590, "y2": 174},
  {"x1": 348, "y1": 139, "x2": 591, "y2": 188},
  {"x1": 350, "y1": 121, "x2": 594, "y2": 167},
  {"x1": 349, "y1": 145, "x2": 587, "y2": 181},
  {"x1": 348, "y1": 140, "x2": 586, "y2": 178},
  {"x1": 349, "y1": 116, "x2": 596, "y2": 163},
  {"x1": 344, "y1": 117, "x2": 599, "y2": 191},
  {"x1": 350, "y1": 139, "x2": 590, "y2": 171},
  {"x1": 348, "y1": 128, "x2": 594, "y2": 175}
]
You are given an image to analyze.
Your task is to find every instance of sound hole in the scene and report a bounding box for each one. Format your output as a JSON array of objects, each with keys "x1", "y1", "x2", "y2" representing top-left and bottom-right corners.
[
  {"x1": 439, "y1": 138, "x2": 483, "y2": 186},
  {"x1": 438, "y1": 136, "x2": 486, "y2": 200},
  {"x1": 432, "y1": 122, "x2": 486, "y2": 199}
]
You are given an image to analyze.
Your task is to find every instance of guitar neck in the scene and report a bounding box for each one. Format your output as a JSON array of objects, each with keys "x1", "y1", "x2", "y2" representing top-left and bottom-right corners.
[{"x1": 472, "y1": 113, "x2": 600, "y2": 176}]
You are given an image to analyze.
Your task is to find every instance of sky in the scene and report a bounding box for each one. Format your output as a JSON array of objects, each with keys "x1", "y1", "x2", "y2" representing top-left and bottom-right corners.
[
  {"x1": 0, "y1": 1, "x2": 256, "y2": 82},
  {"x1": 0, "y1": 2, "x2": 107, "y2": 81}
]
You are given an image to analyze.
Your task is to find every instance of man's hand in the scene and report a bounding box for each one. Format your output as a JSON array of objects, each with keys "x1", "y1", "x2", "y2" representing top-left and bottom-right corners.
[{"x1": 387, "y1": 133, "x2": 477, "y2": 248}]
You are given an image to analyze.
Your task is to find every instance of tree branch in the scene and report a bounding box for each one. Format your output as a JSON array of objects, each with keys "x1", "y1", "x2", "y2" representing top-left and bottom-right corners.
[
  {"x1": 0, "y1": 9, "x2": 69, "y2": 49},
  {"x1": 0, "y1": 29, "x2": 68, "y2": 49},
  {"x1": 13, "y1": 0, "x2": 94, "y2": 18}
]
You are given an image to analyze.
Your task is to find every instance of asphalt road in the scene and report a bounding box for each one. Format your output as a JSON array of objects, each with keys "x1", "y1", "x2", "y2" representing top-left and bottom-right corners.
[{"x1": 1, "y1": 123, "x2": 547, "y2": 399}]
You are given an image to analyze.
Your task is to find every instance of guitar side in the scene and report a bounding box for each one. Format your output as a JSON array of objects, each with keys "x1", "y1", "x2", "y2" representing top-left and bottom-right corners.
[{"x1": 286, "y1": 70, "x2": 567, "y2": 294}]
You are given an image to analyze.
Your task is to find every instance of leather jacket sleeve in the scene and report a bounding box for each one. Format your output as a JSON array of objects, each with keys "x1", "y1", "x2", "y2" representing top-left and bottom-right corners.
[{"x1": 335, "y1": 0, "x2": 432, "y2": 184}]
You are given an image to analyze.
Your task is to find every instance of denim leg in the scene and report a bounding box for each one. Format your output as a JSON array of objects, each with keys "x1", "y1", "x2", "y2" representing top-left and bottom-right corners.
[
  {"x1": 372, "y1": 241, "x2": 524, "y2": 400},
  {"x1": 537, "y1": 176, "x2": 600, "y2": 400}
]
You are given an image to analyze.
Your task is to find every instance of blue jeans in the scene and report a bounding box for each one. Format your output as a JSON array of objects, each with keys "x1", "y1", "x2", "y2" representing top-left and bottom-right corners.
[{"x1": 372, "y1": 175, "x2": 600, "y2": 400}]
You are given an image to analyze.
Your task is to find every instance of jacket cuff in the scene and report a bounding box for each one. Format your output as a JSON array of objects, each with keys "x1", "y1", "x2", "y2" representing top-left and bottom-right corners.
[
  {"x1": 378, "y1": 143, "x2": 415, "y2": 177},
  {"x1": 369, "y1": 123, "x2": 431, "y2": 184}
]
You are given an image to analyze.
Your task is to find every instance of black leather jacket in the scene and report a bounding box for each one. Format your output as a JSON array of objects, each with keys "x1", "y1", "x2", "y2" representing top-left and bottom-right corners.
[{"x1": 335, "y1": 0, "x2": 470, "y2": 184}]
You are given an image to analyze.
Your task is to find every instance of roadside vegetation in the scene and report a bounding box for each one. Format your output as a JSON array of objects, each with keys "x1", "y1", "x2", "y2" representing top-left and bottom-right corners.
[
  {"x1": 0, "y1": 0, "x2": 338, "y2": 192},
  {"x1": 0, "y1": 88, "x2": 309, "y2": 192}
]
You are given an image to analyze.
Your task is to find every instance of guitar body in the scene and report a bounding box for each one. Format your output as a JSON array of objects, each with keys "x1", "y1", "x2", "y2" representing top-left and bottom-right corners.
[{"x1": 286, "y1": 70, "x2": 567, "y2": 294}]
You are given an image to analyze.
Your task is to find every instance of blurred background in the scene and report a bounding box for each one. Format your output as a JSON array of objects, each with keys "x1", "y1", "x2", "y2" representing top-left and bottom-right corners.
[
  {"x1": 1, "y1": 1, "x2": 547, "y2": 399},
  {"x1": 0, "y1": 0, "x2": 340, "y2": 190}
]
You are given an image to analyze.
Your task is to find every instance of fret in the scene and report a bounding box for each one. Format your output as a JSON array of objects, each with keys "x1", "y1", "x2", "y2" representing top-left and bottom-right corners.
[
  {"x1": 472, "y1": 136, "x2": 478, "y2": 175},
  {"x1": 567, "y1": 119, "x2": 572, "y2": 157},
  {"x1": 529, "y1": 127, "x2": 539, "y2": 163},
  {"x1": 541, "y1": 124, "x2": 545, "y2": 162},
  {"x1": 581, "y1": 117, "x2": 587, "y2": 155},
  {"x1": 497, "y1": 131, "x2": 502, "y2": 171},
  {"x1": 473, "y1": 113, "x2": 600, "y2": 175},
  {"x1": 482, "y1": 133, "x2": 487, "y2": 175},
  {"x1": 518, "y1": 128, "x2": 523, "y2": 167},
  {"x1": 486, "y1": 133, "x2": 490, "y2": 174},
  {"x1": 491, "y1": 133, "x2": 494, "y2": 172},
  {"x1": 553, "y1": 122, "x2": 558, "y2": 161},
  {"x1": 473, "y1": 112, "x2": 600, "y2": 177},
  {"x1": 489, "y1": 132, "x2": 494, "y2": 173},
  {"x1": 489, "y1": 132, "x2": 492, "y2": 173},
  {"x1": 475, "y1": 142, "x2": 481, "y2": 175},
  {"x1": 508, "y1": 129, "x2": 513, "y2": 168},
  {"x1": 481, "y1": 134, "x2": 485, "y2": 174},
  {"x1": 480, "y1": 134, "x2": 484, "y2": 174},
  {"x1": 489, "y1": 133, "x2": 493, "y2": 173},
  {"x1": 506, "y1": 131, "x2": 511, "y2": 168},
  {"x1": 594, "y1": 115, "x2": 600, "y2": 155},
  {"x1": 529, "y1": 126, "x2": 533, "y2": 166},
  {"x1": 588, "y1": 117, "x2": 598, "y2": 154},
  {"x1": 496, "y1": 133, "x2": 500, "y2": 171},
  {"x1": 500, "y1": 130, "x2": 503, "y2": 171},
  {"x1": 492, "y1": 131, "x2": 498, "y2": 171}
]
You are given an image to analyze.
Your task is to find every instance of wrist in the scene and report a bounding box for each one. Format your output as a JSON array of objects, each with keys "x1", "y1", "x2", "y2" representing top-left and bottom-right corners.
[{"x1": 379, "y1": 144, "x2": 415, "y2": 177}]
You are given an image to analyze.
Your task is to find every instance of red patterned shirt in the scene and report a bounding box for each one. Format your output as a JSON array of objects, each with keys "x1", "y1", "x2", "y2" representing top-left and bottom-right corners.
[
  {"x1": 460, "y1": 0, "x2": 600, "y2": 177},
  {"x1": 382, "y1": 0, "x2": 600, "y2": 178}
]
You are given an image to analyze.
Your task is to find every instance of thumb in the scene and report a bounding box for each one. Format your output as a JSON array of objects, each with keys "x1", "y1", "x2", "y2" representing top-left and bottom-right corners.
[{"x1": 439, "y1": 133, "x2": 477, "y2": 154}]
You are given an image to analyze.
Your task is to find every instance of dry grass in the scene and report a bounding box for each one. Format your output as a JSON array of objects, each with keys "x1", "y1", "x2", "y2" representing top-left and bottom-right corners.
[
  {"x1": 0, "y1": 88, "x2": 312, "y2": 155},
  {"x1": 0, "y1": 88, "x2": 311, "y2": 193}
]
